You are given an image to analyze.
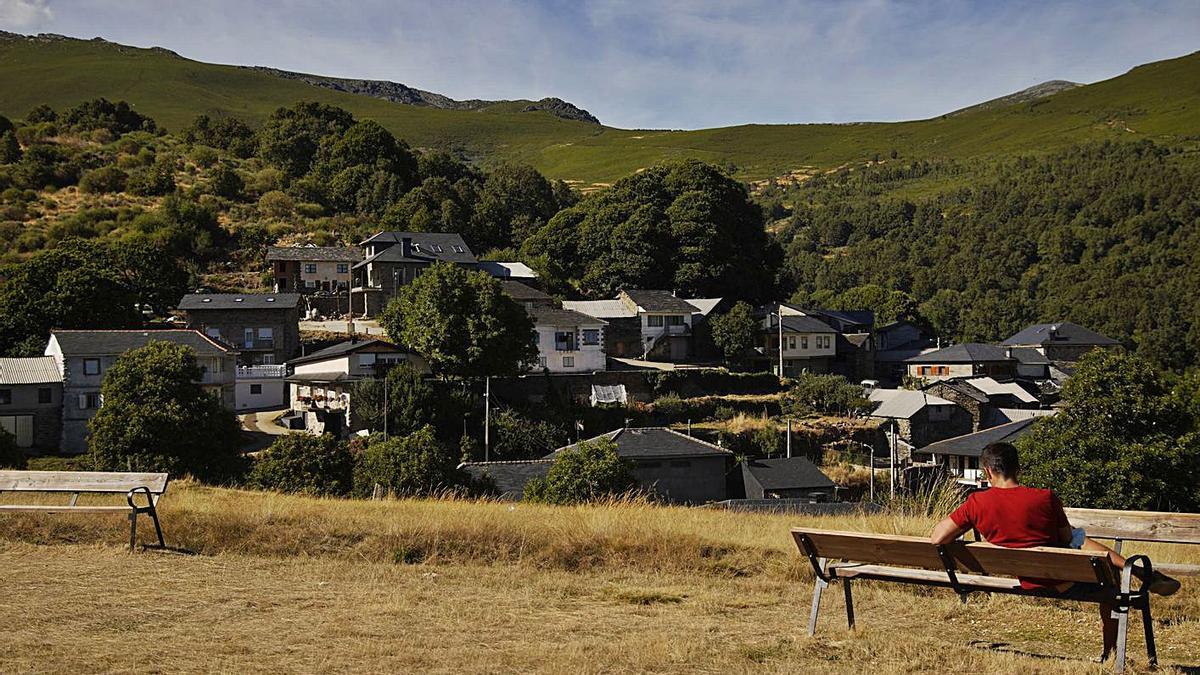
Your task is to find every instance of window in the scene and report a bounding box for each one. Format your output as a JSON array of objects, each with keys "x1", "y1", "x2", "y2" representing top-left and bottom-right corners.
[
  {"x1": 787, "y1": 336, "x2": 797, "y2": 350},
  {"x1": 305, "y1": 280, "x2": 317, "y2": 289},
  {"x1": 336, "y1": 263, "x2": 349, "y2": 274},
  {"x1": 81, "y1": 392, "x2": 102, "y2": 409},
  {"x1": 538, "y1": 356, "x2": 547, "y2": 369},
  {"x1": 562, "y1": 356, "x2": 575, "y2": 368},
  {"x1": 0, "y1": 389, "x2": 10, "y2": 405},
  {"x1": 261, "y1": 354, "x2": 275, "y2": 365},
  {"x1": 211, "y1": 359, "x2": 224, "y2": 374},
  {"x1": 206, "y1": 328, "x2": 221, "y2": 339},
  {"x1": 257, "y1": 327, "x2": 273, "y2": 340},
  {"x1": 666, "y1": 315, "x2": 685, "y2": 326},
  {"x1": 554, "y1": 331, "x2": 576, "y2": 352},
  {"x1": 452, "y1": 245, "x2": 464, "y2": 253},
  {"x1": 800, "y1": 336, "x2": 808, "y2": 350},
  {"x1": 359, "y1": 353, "x2": 377, "y2": 368},
  {"x1": 38, "y1": 388, "x2": 52, "y2": 404},
  {"x1": 304, "y1": 263, "x2": 317, "y2": 274},
  {"x1": 83, "y1": 358, "x2": 101, "y2": 376},
  {"x1": 647, "y1": 315, "x2": 664, "y2": 327},
  {"x1": 244, "y1": 329, "x2": 255, "y2": 348},
  {"x1": 249, "y1": 384, "x2": 263, "y2": 395},
  {"x1": 582, "y1": 329, "x2": 600, "y2": 346}
]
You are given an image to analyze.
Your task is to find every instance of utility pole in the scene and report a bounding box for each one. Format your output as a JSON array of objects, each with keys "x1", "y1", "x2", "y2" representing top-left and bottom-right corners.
[
  {"x1": 770, "y1": 310, "x2": 784, "y2": 377},
  {"x1": 382, "y1": 377, "x2": 389, "y2": 441},
  {"x1": 483, "y1": 375, "x2": 491, "y2": 462},
  {"x1": 786, "y1": 418, "x2": 792, "y2": 458},
  {"x1": 890, "y1": 418, "x2": 898, "y2": 497},
  {"x1": 868, "y1": 442, "x2": 875, "y2": 502}
]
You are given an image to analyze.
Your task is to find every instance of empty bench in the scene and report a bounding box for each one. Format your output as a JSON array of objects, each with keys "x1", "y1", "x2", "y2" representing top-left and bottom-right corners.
[
  {"x1": 0, "y1": 471, "x2": 169, "y2": 551},
  {"x1": 1066, "y1": 507, "x2": 1200, "y2": 577},
  {"x1": 792, "y1": 528, "x2": 1159, "y2": 673}
]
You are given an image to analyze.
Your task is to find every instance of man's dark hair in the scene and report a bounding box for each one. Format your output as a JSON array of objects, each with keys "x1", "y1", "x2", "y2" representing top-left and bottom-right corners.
[{"x1": 980, "y1": 442, "x2": 1020, "y2": 479}]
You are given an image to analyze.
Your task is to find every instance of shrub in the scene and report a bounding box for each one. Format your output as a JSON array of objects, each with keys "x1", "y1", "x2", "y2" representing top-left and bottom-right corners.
[
  {"x1": 248, "y1": 433, "x2": 353, "y2": 496},
  {"x1": 490, "y1": 407, "x2": 565, "y2": 460},
  {"x1": 126, "y1": 158, "x2": 175, "y2": 196},
  {"x1": 0, "y1": 428, "x2": 27, "y2": 469},
  {"x1": 353, "y1": 426, "x2": 462, "y2": 497},
  {"x1": 189, "y1": 145, "x2": 219, "y2": 168},
  {"x1": 78, "y1": 166, "x2": 128, "y2": 194},
  {"x1": 206, "y1": 163, "x2": 244, "y2": 200},
  {"x1": 257, "y1": 190, "x2": 294, "y2": 217},
  {"x1": 783, "y1": 372, "x2": 872, "y2": 417},
  {"x1": 523, "y1": 437, "x2": 636, "y2": 504}
]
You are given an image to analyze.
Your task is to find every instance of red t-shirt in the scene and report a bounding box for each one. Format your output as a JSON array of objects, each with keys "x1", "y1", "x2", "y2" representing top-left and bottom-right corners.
[{"x1": 949, "y1": 486, "x2": 1071, "y2": 589}]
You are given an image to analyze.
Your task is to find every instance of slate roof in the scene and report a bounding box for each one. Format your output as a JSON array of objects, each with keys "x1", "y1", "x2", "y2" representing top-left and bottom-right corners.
[
  {"x1": 621, "y1": 290, "x2": 699, "y2": 314},
  {"x1": 561, "y1": 299, "x2": 638, "y2": 319},
  {"x1": 869, "y1": 389, "x2": 956, "y2": 419},
  {"x1": 1001, "y1": 322, "x2": 1120, "y2": 348},
  {"x1": 459, "y1": 460, "x2": 553, "y2": 500},
  {"x1": 742, "y1": 457, "x2": 836, "y2": 491},
  {"x1": 685, "y1": 298, "x2": 724, "y2": 317},
  {"x1": 479, "y1": 261, "x2": 537, "y2": 279},
  {"x1": 529, "y1": 306, "x2": 608, "y2": 326},
  {"x1": 501, "y1": 281, "x2": 554, "y2": 303},
  {"x1": 266, "y1": 246, "x2": 362, "y2": 262},
  {"x1": 807, "y1": 308, "x2": 875, "y2": 331},
  {"x1": 905, "y1": 343, "x2": 1013, "y2": 364},
  {"x1": 920, "y1": 418, "x2": 1039, "y2": 458},
  {"x1": 355, "y1": 232, "x2": 476, "y2": 265},
  {"x1": 178, "y1": 293, "x2": 302, "y2": 311},
  {"x1": 929, "y1": 379, "x2": 991, "y2": 404},
  {"x1": 987, "y1": 408, "x2": 1058, "y2": 426},
  {"x1": 0, "y1": 357, "x2": 61, "y2": 385},
  {"x1": 288, "y1": 338, "x2": 403, "y2": 366},
  {"x1": 763, "y1": 314, "x2": 837, "y2": 334},
  {"x1": 49, "y1": 329, "x2": 234, "y2": 357},
  {"x1": 964, "y1": 377, "x2": 1039, "y2": 404},
  {"x1": 547, "y1": 427, "x2": 732, "y2": 459},
  {"x1": 1010, "y1": 347, "x2": 1052, "y2": 366}
]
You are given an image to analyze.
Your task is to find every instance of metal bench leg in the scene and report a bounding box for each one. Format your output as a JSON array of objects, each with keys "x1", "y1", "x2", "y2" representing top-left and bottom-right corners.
[
  {"x1": 148, "y1": 505, "x2": 165, "y2": 548},
  {"x1": 808, "y1": 576, "x2": 827, "y2": 636},
  {"x1": 843, "y1": 579, "x2": 855, "y2": 630},
  {"x1": 1113, "y1": 565, "x2": 1133, "y2": 674},
  {"x1": 128, "y1": 510, "x2": 138, "y2": 552},
  {"x1": 1141, "y1": 597, "x2": 1157, "y2": 668}
]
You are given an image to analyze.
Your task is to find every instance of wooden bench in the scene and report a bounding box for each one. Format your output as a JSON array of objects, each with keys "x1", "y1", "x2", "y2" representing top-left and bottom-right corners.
[
  {"x1": 1066, "y1": 507, "x2": 1200, "y2": 576},
  {"x1": 0, "y1": 471, "x2": 169, "y2": 551},
  {"x1": 792, "y1": 528, "x2": 1159, "y2": 673}
]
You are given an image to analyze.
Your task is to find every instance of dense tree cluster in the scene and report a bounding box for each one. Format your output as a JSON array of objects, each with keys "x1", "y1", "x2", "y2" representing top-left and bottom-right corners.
[
  {"x1": 522, "y1": 437, "x2": 636, "y2": 504},
  {"x1": 522, "y1": 159, "x2": 780, "y2": 301},
  {"x1": 775, "y1": 141, "x2": 1200, "y2": 369}
]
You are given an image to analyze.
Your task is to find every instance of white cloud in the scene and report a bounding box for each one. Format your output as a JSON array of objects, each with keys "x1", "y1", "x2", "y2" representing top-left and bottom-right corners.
[{"x1": 0, "y1": 0, "x2": 53, "y2": 28}]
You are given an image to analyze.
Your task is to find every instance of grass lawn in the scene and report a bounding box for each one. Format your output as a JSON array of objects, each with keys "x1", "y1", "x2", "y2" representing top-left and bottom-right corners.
[{"x1": 1, "y1": 484, "x2": 1197, "y2": 673}]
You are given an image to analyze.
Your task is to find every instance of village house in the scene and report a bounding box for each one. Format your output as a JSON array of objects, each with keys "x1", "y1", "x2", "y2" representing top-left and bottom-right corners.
[
  {"x1": 479, "y1": 261, "x2": 539, "y2": 282},
  {"x1": 923, "y1": 376, "x2": 1041, "y2": 432},
  {"x1": 0, "y1": 357, "x2": 63, "y2": 451},
  {"x1": 528, "y1": 306, "x2": 608, "y2": 373},
  {"x1": 462, "y1": 427, "x2": 735, "y2": 504},
  {"x1": 177, "y1": 293, "x2": 302, "y2": 367},
  {"x1": 757, "y1": 313, "x2": 837, "y2": 376},
  {"x1": 266, "y1": 245, "x2": 362, "y2": 293},
  {"x1": 284, "y1": 338, "x2": 428, "y2": 437},
  {"x1": 874, "y1": 321, "x2": 937, "y2": 384},
  {"x1": 350, "y1": 232, "x2": 477, "y2": 317},
  {"x1": 740, "y1": 456, "x2": 837, "y2": 501},
  {"x1": 1001, "y1": 322, "x2": 1121, "y2": 362},
  {"x1": 501, "y1": 281, "x2": 557, "y2": 311},
  {"x1": 904, "y1": 343, "x2": 1018, "y2": 382},
  {"x1": 914, "y1": 417, "x2": 1043, "y2": 486},
  {"x1": 868, "y1": 387, "x2": 973, "y2": 450},
  {"x1": 45, "y1": 330, "x2": 237, "y2": 454},
  {"x1": 563, "y1": 290, "x2": 713, "y2": 362}
]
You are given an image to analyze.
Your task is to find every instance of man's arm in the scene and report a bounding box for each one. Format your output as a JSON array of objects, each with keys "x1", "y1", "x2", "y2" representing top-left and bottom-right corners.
[{"x1": 930, "y1": 516, "x2": 970, "y2": 545}]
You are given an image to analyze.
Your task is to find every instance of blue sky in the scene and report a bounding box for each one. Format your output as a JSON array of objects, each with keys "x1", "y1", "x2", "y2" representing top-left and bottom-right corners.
[{"x1": 2, "y1": 0, "x2": 1198, "y2": 129}]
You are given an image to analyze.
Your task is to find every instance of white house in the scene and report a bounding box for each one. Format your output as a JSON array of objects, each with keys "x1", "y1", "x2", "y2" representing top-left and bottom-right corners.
[
  {"x1": 760, "y1": 314, "x2": 837, "y2": 375},
  {"x1": 529, "y1": 306, "x2": 607, "y2": 372}
]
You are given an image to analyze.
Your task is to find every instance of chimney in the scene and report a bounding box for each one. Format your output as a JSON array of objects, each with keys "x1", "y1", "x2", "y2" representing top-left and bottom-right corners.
[
  {"x1": 401, "y1": 236, "x2": 413, "y2": 257},
  {"x1": 1005, "y1": 347, "x2": 1013, "y2": 359}
]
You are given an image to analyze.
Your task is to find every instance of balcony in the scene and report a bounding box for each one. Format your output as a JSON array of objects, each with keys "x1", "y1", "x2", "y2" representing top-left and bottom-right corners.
[
  {"x1": 237, "y1": 365, "x2": 287, "y2": 379},
  {"x1": 238, "y1": 338, "x2": 276, "y2": 351}
]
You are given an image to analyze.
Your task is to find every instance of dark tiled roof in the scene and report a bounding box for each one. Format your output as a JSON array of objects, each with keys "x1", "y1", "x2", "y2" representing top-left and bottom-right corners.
[
  {"x1": 920, "y1": 418, "x2": 1038, "y2": 457},
  {"x1": 266, "y1": 246, "x2": 362, "y2": 262},
  {"x1": 501, "y1": 281, "x2": 554, "y2": 303},
  {"x1": 528, "y1": 306, "x2": 608, "y2": 326},
  {"x1": 49, "y1": 329, "x2": 234, "y2": 357},
  {"x1": 356, "y1": 232, "x2": 476, "y2": 265},
  {"x1": 763, "y1": 314, "x2": 837, "y2": 334},
  {"x1": 621, "y1": 290, "x2": 699, "y2": 314},
  {"x1": 460, "y1": 460, "x2": 553, "y2": 499},
  {"x1": 1001, "y1": 322, "x2": 1120, "y2": 347},
  {"x1": 905, "y1": 343, "x2": 1013, "y2": 364},
  {"x1": 178, "y1": 293, "x2": 302, "y2": 311},
  {"x1": 742, "y1": 457, "x2": 836, "y2": 491},
  {"x1": 808, "y1": 308, "x2": 875, "y2": 330},
  {"x1": 548, "y1": 427, "x2": 732, "y2": 459},
  {"x1": 1010, "y1": 347, "x2": 1051, "y2": 366},
  {"x1": 928, "y1": 379, "x2": 991, "y2": 404},
  {"x1": 287, "y1": 338, "x2": 402, "y2": 366}
]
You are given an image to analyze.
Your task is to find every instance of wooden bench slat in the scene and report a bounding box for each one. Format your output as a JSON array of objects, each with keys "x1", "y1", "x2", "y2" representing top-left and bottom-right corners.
[
  {"x1": 0, "y1": 504, "x2": 132, "y2": 513},
  {"x1": 1151, "y1": 562, "x2": 1200, "y2": 577},
  {"x1": 1065, "y1": 507, "x2": 1200, "y2": 545},
  {"x1": 0, "y1": 471, "x2": 169, "y2": 494},
  {"x1": 828, "y1": 562, "x2": 1025, "y2": 592}
]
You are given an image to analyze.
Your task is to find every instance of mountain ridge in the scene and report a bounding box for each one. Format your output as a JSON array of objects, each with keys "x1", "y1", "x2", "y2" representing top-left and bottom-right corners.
[{"x1": 946, "y1": 79, "x2": 1082, "y2": 117}]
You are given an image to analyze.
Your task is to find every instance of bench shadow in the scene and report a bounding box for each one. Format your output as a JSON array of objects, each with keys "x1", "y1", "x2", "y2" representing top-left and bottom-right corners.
[
  {"x1": 966, "y1": 640, "x2": 1077, "y2": 663},
  {"x1": 140, "y1": 544, "x2": 198, "y2": 556}
]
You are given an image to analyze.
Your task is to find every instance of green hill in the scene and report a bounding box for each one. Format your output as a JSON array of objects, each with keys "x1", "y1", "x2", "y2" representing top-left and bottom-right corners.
[{"x1": 1, "y1": 32, "x2": 1198, "y2": 184}]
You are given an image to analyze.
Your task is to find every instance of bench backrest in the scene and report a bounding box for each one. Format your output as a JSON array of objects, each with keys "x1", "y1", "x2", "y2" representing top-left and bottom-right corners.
[
  {"x1": 1065, "y1": 507, "x2": 1200, "y2": 546},
  {"x1": 791, "y1": 528, "x2": 1117, "y2": 585},
  {"x1": 0, "y1": 470, "x2": 170, "y2": 495}
]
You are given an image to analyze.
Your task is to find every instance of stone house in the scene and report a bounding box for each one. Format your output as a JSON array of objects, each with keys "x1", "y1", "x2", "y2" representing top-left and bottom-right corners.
[
  {"x1": 868, "y1": 388, "x2": 973, "y2": 449},
  {"x1": 266, "y1": 245, "x2": 361, "y2": 293},
  {"x1": 350, "y1": 232, "x2": 477, "y2": 317},
  {"x1": 904, "y1": 343, "x2": 1017, "y2": 382},
  {"x1": 915, "y1": 418, "x2": 1041, "y2": 486},
  {"x1": 0, "y1": 357, "x2": 63, "y2": 451},
  {"x1": 1000, "y1": 322, "x2": 1121, "y2": 362},
  {"x1": 45, "y1": 330, "x2": 237, "y2": 454},
  {"x1": 923, "y1": 377, "x2": 1041, "y2": 432},
  {"x1": 178, "y1": 293, "x2": 301, "y2": 366},
  {"x1": 757, "y1": 313, "x2": 837, "y2": 376},
  {"x1": 563, "y1": 290, "x2": 713, "y2": 362}
]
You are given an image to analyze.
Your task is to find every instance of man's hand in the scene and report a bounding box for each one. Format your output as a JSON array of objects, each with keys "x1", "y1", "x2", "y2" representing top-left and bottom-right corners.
[{"x1": 930, "y1": 516, "x2": 969, "y2": 545}]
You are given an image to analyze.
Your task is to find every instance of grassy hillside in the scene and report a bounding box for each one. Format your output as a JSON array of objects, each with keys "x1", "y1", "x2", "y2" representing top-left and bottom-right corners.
[
  {"x1": 1, "y1": 484, "x2": 1198, "y2": 672},
  {"x1": 2, "y1": 34, "x2": 1198, "y2": 185}
]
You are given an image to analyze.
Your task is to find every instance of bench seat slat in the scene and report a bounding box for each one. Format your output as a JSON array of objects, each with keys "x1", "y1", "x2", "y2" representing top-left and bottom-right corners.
[
  {"x1": 1065, "y1": 507, "x2": 1200, "y2": 546},
  {"x1": 1152, "y1": 562, "x2": 1200, "y2": 577},
  {"x1": 0, "y1": 471, "x2": 169, "y2": 494},
  {"x1": 828, "y1": 563, "x2": 1024, "y2": 592},
  {"x1": 0, "y1": 504, "x2": 132, "y2": 513}
]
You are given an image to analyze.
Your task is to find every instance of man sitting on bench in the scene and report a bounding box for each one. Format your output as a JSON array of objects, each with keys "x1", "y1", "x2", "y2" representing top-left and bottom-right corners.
[{"x1": 930, "y1": 442, "x2": 1180, "y2": 660}]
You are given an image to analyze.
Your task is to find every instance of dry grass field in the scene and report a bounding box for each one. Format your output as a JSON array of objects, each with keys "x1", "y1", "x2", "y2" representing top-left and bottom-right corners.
[{"x1": 2, "y1": 484, "x2": 1198, "y2": 673}]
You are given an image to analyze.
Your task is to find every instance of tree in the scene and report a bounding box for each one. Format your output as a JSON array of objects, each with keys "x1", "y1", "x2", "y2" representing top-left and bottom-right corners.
[
  {"x1": 78, "y1": 166, "x2": 128, "y2": 194},
  {"x1": 0, "y1": 427, "x2": 26, "y2": 469},
  {"x1": 248, "y1": 433, "x2": 354, "y2": 496},
  {"x1": 89, "y1": 342, "x2": 243, "y2": 482},
  {"x1": 522, "y1": 437, "x2": 636, "y2": 504},
  {"x1": 0, "y1": 131, "x2": 21, "y2": 164},
  {"x1": 206, "y1": 163, "x2": 244, "y2": 200},
  {"x1": 25, "y1": 104, "x2": 57, "y2": 123},
  {"x1": 1018, "y1": 350, "x2": 1200, "y2": 511},
  {"x1": 352, "y1": 426, "x2": 462, "y2": 497},
  {"x1": 919, "y1": 289, "x2": 962, "y2": 341},
  {"x1": 470, "y1": 163, "x2": 560, "y2": 249},
  {"x1": 256, "y1": 101, "x2": 355, "y2": 177},
  {"x1": 125, "y1": 156, "x2": 176, "y2": 196},
  {"x1": 183, "y1": 114, "x2": 256, "y2": 157},
  {"x1": 709, "y1": 301, "x2": 757, "y2": 366},
  {"x1": 350, "y1": 365, "x2": 443, "y2": 438},
  {"x1": 60, "y1": 98, "x2": 156, "y2": 135},
  {"x1": 782, "y1": 372, "x2": 872, "y2": 417},
  {"x1": 381, "y1": 262, "x2": 536, "y2": 377},
  {"x1": 489, "y1": 407, "x2": 565, "y2": 460}
]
